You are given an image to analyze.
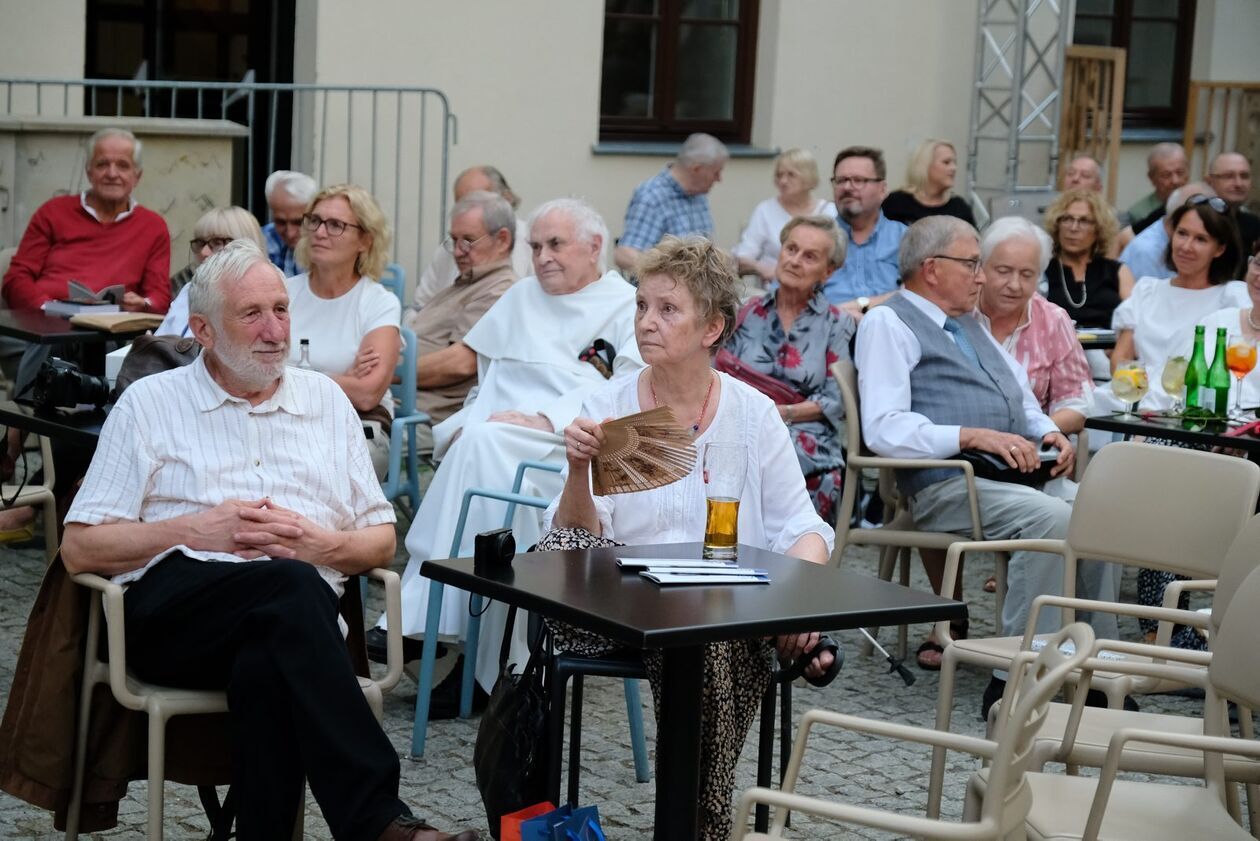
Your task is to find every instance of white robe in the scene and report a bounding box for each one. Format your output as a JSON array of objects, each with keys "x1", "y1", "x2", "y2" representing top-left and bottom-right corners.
[{"x1": 391, "y1": 271, "x2": 643, "y2": 690}]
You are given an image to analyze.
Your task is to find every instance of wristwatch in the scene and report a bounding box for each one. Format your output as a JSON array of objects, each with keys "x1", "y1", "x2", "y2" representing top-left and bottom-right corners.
[{"x1": 856, "y1": 296, "x2": 871, "y2": 313}]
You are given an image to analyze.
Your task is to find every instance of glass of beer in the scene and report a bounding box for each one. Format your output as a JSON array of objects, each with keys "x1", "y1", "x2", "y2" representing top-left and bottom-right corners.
[
  {"x1": 702, "y1": 442, "x2": 745, "y2": 559},
  {"x1": 1226, "y1": 334, "x2": 1257, "y2": 419}
]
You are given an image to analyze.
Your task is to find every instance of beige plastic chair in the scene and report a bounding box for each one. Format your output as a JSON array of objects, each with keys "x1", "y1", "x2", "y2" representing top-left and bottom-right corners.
[
  {"x1": 1001, "y1": 511, "x2": 1260, "y2": 828},
  {"x1": 1, "y1": 434, "x2": 59, "y2": 563},
  {"x1": 732, "y1": 622, "x2": 1096, "y2": 840},
  {"x1": 64, "y1": 567, "x2": 406, "y2": 840},
  {"x1": 987, "y1": 563, "x2": 1260, "y2": 840},
  {"x1": 830, "y1": 360, "x2": 1008, "y2": 658},
  {"x1": 926, "y1": 441, "x2": 1260, "y2": 816}
]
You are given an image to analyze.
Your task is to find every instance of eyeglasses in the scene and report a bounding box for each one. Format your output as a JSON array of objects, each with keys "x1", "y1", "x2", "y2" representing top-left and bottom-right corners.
[
  {"x1": 830, "y1": 175, "x2": 882, "y2": 188},
  {"x1": 1186, "y1": 194, "x2": 1230, "y2": 214},
  {"x1": 441, "y1": 232, "x2": 491, "y2": 254},
  {"x1": 190, "y1": 236, "x2": 233, "y2": 253},
  {"x1": 1058, "y1": 215, "x2": 1097, "y2": 230},
  {"x1": 301, "y1": 213, "x2": 364, "y2": 237},
  {"x1": 931, "y1": 254, "x2": 982, "y2": 275}
]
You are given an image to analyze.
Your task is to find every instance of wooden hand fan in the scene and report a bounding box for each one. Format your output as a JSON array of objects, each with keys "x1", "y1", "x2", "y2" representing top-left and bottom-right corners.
[{"x1": 592, "y1": 406, "x2": 696, "y2": 495}]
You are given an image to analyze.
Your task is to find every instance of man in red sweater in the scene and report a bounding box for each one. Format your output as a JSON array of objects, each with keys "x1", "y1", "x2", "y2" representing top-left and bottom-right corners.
[{"x1": 2, "y1": 128, "x2": 171, "y2": 313}]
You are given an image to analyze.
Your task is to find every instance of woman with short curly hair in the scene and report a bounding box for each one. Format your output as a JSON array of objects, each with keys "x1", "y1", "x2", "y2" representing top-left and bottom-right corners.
[
  {"x1": 546, "y1": 235, "x2": 837, "y2": 841},
  {"x1": 1042, "y1": 188, "x2": 1135, "y2": 329}
]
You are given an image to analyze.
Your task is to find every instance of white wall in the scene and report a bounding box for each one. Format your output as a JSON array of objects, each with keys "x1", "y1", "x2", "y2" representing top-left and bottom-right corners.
[
  {"x1": 302, "y1": 0, "x2": 980, "y2": 278},
  {"x1": 0, "y1": 0, "x2": 85, "y2": 82}
]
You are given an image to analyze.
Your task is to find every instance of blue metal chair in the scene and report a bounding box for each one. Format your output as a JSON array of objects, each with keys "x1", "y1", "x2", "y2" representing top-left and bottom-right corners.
[
  {"x1": 380, "y1": 326, "x2": 429, "y2": 513},
  {"x1": 379, "y1": 262, "x2": 407, "y2": 308},
  {"x1": 409, "y1": 460, "x2": 650, "y2": 789}
]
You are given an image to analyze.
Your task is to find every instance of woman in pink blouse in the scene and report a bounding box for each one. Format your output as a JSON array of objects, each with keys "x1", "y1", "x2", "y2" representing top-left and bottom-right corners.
[{"x1": 976, "y1": 216, "x2": 1094, "y2": 433}]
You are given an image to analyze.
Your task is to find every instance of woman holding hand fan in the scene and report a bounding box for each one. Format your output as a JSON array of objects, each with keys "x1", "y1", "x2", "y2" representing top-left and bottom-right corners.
[{"x1": 542, "y1": 236, "x2": 836, "y2": 841}]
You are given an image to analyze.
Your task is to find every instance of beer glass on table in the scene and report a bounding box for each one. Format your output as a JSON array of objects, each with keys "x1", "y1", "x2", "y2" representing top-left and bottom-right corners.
[
  {"x1": 1226, "y1": 334, "x2": 1258, "y2": 419},
  {"x1": 702, "y1": 442, "x2": 746, "y2": 560}
]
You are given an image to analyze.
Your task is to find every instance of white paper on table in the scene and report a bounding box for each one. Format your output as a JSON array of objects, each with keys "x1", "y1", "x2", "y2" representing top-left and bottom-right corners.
[
  {"x1": 639, "y1": 571, "x2": 770, "y2": 586},
  {"x1": 616, "y1": 557, "x2": 738, "y2": 569}
]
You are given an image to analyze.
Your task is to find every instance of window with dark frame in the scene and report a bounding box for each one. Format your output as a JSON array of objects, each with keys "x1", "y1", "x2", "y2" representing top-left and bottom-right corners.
[
  {"x1": 1072, "y1": 0, "x2": 1196, "y2": 130},
  {"x1": 599, "y1": 0, "x2": 760, "y2": 144}
]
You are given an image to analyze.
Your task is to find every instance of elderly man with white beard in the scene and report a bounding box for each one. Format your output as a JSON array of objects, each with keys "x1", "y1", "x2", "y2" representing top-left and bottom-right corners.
[{"x1": 58, "y1": 240, "x2": 476, "y2": 841}]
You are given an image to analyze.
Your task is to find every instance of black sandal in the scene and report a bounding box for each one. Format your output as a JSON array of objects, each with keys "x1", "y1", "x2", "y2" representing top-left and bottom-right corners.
[{"x1": 778, "y1": 635, "x2": 843, "y2": 687}]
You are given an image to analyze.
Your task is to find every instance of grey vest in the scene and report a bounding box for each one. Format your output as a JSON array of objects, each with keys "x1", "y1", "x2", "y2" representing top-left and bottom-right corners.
[{"x1": 882, "y1": 294, "x2": 1029, "y2": 497}]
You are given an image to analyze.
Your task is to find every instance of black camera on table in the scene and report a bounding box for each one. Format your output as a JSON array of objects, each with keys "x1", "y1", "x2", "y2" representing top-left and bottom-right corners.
[
  {"x1": 474, "y1": 528, "x2": 516, "y2": 575},
  {"x1": 34, "y1": 357, "x2": 111, "y2": 409}
]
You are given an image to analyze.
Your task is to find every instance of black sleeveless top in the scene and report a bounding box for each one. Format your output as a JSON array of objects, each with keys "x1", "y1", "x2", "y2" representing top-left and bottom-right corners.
[{"x1": 1044, "y1": 257, "x2": 1123, "y2": 329}]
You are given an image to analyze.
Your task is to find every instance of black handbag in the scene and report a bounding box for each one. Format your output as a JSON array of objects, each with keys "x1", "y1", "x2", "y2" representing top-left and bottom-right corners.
[
  {"x1": 958, "y1": 448, "x2": 1058, "y2": 487},
  {"x1": 473, "y1": 605, "x2": 551, "y2": 839}
]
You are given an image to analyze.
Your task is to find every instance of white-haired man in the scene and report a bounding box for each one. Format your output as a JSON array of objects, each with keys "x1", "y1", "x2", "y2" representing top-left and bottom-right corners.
[
  {"x1": 855, "y1": 216, "x2": 1119, "y2": 716},
  {"x1": 3, "y1": 128, "x2": 170, "y2": 313},
  {"x1": 413, "y1": 190, "x2": 519, "y2": 429},
  {"x1": 1062, "y1": 154, "x2": 1103, "y2": 194},
  {"x1": 261, "y1": 169, "x2": 317, "y2": 277},
  {"x1": 1127, "y1": 143, "x2": 1189, "y2": 224},
  {"x1": 58, "y1": 241, "x2": 475, "y2": 841},
  {"x1": 614, "y1": 132, "x2": 727, "y2": 274},
  {"x1": 383, "y1": 198, "x2": 642, "y2": 715},
  {"x1": 408, "y1": 165, "x2": 534, "y2": 311}
]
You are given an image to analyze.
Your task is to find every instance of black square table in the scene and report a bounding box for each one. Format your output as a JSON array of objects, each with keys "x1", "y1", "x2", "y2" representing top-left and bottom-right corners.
[
  {"x1": 420, "y1": 541, "x2": 966, "y2": 841},
  {"x1": 0, "y1": 400, "x2": 105, "y2": 449},
  {"x1": 0, "y1": 309, "x2": 151, "y2": 375},
  {"x1": 1086, "y1": 411, "x2": 1260, "y2": 456}
]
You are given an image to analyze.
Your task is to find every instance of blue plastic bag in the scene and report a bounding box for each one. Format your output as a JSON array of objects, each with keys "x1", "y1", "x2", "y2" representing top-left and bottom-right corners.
[{"x1": 519, "y1": 804, "x2": 604, "y2": 841}]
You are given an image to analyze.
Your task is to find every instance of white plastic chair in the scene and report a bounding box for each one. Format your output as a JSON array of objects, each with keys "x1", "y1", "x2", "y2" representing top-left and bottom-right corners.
[
  {"x1": 64, "y1": 567, "x2": 405, "y2": 840},
  {"x1": 926, "y1": 442, "x2": 1260, "y2": 816},
  {"x1": 2, "y1": 434, "x2": 59, "y2": 563},
  {"x1": 733, "y1": 622, "x2": 1096, "y2": 839}
]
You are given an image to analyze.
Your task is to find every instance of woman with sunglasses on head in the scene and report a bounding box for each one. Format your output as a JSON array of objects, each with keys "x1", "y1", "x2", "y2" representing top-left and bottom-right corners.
[
  {"x1": 289, "y1": 183, "x2": 401, "y2": 478},
  {"x1": 1107, "y1": 194, "x2": 1248, "y2": 410},
  {"x1": 157, "y1": 206, "x2": 266, "y2": 337}
]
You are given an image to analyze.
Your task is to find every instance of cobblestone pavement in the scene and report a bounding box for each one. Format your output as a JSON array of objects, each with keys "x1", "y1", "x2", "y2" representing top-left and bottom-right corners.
[{"x1": 0, "y1": 518, "x2": 1218, "y2": 840}]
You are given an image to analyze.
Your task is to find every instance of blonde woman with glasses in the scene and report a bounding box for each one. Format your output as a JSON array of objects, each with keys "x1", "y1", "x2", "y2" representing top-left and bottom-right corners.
[{"x1": 290, "y1": 183, "x2": 401, "y2": 478}]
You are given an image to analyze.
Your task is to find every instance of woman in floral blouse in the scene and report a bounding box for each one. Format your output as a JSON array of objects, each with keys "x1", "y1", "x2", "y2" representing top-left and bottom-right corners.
[{"x1": 726, "y1": 215, "x2": 856, "y2": 524}]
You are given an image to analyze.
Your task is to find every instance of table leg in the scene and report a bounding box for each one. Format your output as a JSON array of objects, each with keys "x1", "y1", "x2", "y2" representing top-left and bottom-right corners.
[{"x1": 654, "y1": 644, "x2": 704, "y2": 841}]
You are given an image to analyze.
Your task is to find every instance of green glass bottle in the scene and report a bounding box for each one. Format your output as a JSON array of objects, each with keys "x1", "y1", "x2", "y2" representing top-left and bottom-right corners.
[
  {"x1": 1207, "y1": 327, "x2": 1232, "y2": 417},
  {"x1": 1184, "y1": 325, "x2": 1208, "y2": 415}
]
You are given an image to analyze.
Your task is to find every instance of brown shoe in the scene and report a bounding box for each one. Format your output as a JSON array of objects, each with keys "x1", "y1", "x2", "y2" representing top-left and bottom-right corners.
[{"x1": 376, "y1": 815, "x2": 480, "y2": 841}]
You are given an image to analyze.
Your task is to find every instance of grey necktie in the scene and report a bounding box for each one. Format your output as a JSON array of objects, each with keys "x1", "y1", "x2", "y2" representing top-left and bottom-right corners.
[{"x1": 943, "y1": 317, "x2": 982, "y2": 370}]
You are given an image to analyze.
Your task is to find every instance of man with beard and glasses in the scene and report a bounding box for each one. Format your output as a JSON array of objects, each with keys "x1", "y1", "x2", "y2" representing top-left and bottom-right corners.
[
  {"x1": 820, "y1": 145, "x2": 908, "y2": 322},
  {"x1": 57, "y1": 240, "x2": 477, "y2": 841}
]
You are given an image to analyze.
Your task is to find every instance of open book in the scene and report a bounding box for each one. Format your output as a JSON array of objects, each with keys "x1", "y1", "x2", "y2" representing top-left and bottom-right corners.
[{"x1": 45, "y1": 280, "x2": 125, "y2": 317}]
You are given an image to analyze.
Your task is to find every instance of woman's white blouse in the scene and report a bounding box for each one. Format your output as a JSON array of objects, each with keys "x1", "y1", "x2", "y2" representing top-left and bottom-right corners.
[{"x1": 543, "y1": 371, "x2": 834, "y2": 555}]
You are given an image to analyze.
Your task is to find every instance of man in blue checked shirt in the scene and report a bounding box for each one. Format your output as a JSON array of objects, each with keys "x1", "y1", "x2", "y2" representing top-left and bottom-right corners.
[
  {"x1": 261, "y1": 169, "x2": 317, "y2": 278},
  {"x1": 614, "y1": 132, "x2": 727, "y2": 276}
]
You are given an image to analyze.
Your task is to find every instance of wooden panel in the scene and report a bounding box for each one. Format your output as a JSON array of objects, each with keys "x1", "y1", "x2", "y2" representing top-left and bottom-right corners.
[{"x1": 1061, "y1": 45, "x2": 1127, "y2": 204}]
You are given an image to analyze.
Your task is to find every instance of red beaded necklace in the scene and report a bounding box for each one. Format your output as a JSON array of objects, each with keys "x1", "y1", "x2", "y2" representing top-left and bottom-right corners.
[{"x1": 651, "y1": 369, "x2": 716, "y2": 435}]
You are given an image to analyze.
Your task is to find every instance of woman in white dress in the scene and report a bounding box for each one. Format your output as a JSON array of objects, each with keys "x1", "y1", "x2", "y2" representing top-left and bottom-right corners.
[
  {"x1": 1200, "y1": 244, "x2": 1260, "y2": 407},
  {"x1": 288, "y1": 183, "x2": 401, "y2": 478},
  {"x1": 545, "y1": 236, "x2": 836, "y2": 841},
  {"x1": 1106, "y1": 195, "x2": 1249, "y2": 412},
  {"x1": 731, "y1": 148, "x2": 834, "y2": 285}
]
